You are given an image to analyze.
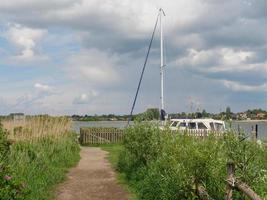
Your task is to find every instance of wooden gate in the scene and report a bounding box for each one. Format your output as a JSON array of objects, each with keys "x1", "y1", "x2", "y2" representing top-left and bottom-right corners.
[{"x1": 79, "y1": 127, "x2": 124, "y2": 145}]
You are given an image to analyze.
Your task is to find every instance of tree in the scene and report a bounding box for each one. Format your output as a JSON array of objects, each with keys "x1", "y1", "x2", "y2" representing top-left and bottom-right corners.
[
  {"x1": 201, "y1": 109, "x2": 209, "y2": 118},
  {"x1": 226, "y1": 106, "x2": 231, "y2": 120},
  {"x1": 141, "y1": 108, "x2": 160, "y2": 120}
]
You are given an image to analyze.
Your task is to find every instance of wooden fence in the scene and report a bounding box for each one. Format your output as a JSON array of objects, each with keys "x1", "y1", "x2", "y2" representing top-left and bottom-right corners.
[
  {"x1": 195, "y1": 161, "x2": 262, "y2": 200},
  {"x1": 177, "y1": 129, "x2": 224, "y2": 138},
  {"x1": 79, "y1": 127, "x2": 124, "y2": 145}
]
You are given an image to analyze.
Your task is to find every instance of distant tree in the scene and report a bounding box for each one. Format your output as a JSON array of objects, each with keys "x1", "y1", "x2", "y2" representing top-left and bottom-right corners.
[
  {"x1": 201, "y1": 109, "x2": 209, "y2": 118},
  {"x1": 146, "y1": 108, "x2": 160, "y2": 120},
  {"x1": 226, "y1": 106, "x2": 231, "y2": 120}
]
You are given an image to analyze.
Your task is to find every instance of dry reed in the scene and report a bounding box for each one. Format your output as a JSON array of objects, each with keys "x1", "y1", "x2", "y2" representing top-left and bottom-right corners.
[{"x1": 2, "y1": 116, "x2": 71, "y2": 141}]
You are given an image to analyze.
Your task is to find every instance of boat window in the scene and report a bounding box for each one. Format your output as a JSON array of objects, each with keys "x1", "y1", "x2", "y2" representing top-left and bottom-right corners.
[
  {"x1": 188, "y1": 122, "x2": 196, "y2": 129},
  {"x1": 198, "y1": 122, "x2": 207, "y2": 129},
  {"x1": 215, "y1": 123, "x2": 223, "y2": 131},
  {"x1": 179, "y1": 122, "x2": 186, "y2": 127},
  {"x1": 210, "y1": 123, "x2": 215, "y2": 131},
  {"x1": 171, "y1": 121, "x2": 178, "y2": 127}
]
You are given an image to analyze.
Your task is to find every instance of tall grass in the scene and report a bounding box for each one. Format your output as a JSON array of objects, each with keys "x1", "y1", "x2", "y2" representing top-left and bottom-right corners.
[
  {"x1": 118, "y1": 122, "x2": 267, "y2": 199},
  {"x1": 2, "y1": 116, "x2": 71, "y2": 141},
  {"x1": 0, "y1": 116, "x2": 80, "y2": 200}
]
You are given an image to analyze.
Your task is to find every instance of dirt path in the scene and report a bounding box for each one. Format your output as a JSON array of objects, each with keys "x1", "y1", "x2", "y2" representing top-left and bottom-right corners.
[{"x1": 56, "y1": 147, "x2": 130, "y2": 200}]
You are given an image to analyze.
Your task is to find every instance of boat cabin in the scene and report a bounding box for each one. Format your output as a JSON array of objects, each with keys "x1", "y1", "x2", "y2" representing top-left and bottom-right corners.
[{"x1": 169, "y1": 118, "x2": 226, "y2": 132}]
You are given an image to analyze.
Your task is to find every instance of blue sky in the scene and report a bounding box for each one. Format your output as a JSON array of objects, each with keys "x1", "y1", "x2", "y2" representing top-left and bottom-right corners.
[{"x1": 0, "y1": 0, "x2": 267, "y2": 115}]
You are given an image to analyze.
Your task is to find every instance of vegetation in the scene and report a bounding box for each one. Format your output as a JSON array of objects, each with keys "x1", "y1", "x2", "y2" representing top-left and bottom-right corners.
[
  {"x1": 117, "y1": 122, "x2": 267, "y2": 199},
  {"x1": 0, "y1": 116, "x2": 80, "y2": 200},
  {"x1": 100, "y1": 144, "x2": 138, "y2": 200}
]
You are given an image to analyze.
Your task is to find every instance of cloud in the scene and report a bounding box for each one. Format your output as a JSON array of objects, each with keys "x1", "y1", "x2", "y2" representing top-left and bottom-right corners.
[
  {"x1": 177, "y1": 48, "x2": 255, "y2": 70},
  {"x1": 34, "y1": 83, "x2": 53, "y2": 93},
  {"x1": 67, "y1": 49, "x2": 120, "y2": 86},
  {"x1": 73, "y1": 90, "x2": 98, "y2": 104},
  {"x1": 223, "y1": 80, "x2": 267, "y2": 92},
  {"x1": 6, "y1": 24, "x2": 46, "y2": 59},
  {"x1": 1, "y1": 1, "x2": 267, "y2": 114}
]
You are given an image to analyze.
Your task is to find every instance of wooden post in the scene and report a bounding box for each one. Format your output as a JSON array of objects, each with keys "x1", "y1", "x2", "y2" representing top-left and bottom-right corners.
[
  {"x1": 225, "y1": 161, "x2": 235, "y2": 200},
  {"x1": 235, "y1": 180, "x2": 262, "y2": 200},
  {"x1": 196, "y1": 184, "x2": 210, "y2": 200},
  {"x1": 251, "y1": 125, "x2": 256, "y2": 142},
  {"x1": 255, "y1": 124, "x2": 258, "y2": 140}
]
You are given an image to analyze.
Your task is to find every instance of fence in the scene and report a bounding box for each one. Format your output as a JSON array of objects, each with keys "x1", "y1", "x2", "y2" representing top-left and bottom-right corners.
[
  {"x1": 195, "y1": 161, "x2": 262, "y2": 200},
  {"x1": 177, "y1": 129, "x2": 224, "y2": 138},
  {"x1": 79, "y1": 127, "x2": 124, "y2": 145}
]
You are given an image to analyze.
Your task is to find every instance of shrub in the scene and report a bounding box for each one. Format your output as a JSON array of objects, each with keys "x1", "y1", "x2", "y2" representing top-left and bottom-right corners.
[
  {"x1": 7, "y1": 133, "x2": 80, "y2": 200},
  {"x1": 118, "y1": 122, "x2": 164, "y2": 181},
  {"x1": 118, "y1": 123, "x2": 267, "y2": 199},
  {"x1": 0, "y1": 117, "x2": 80, "y2": 200},
  {"x1": 0, "y1": 123, "x2": 27, "y2": 200}
]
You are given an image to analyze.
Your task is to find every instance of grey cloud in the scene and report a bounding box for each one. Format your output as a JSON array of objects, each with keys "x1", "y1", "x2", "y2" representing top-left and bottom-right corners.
[{"x1": 2, "y1": 0, "x2": 267, "y2": 114}]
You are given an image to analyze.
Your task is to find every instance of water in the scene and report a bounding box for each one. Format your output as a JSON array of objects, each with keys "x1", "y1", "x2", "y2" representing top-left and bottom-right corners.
[
  {"x1": 231, "y1": 121, "x2": 267, "y2": 140},
  {"x1": 72, "y1": 120, "x2": 267, "y2": 140},
  {"x1": 72, "y1": 121, "x2": 130, "y2": 133}
]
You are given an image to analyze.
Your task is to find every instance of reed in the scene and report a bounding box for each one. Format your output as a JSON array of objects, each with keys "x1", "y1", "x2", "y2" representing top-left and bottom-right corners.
[
  {"x1": 2, "y1": 116, "x2": 71, "y2": 141},
  {"x1": 0, "y1": 116, "x2": 80, "y2": 200}
]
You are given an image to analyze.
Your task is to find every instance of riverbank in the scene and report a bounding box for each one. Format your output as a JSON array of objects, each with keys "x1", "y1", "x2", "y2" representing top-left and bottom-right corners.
[{"x1": 234, "y1": 119, "x2": 267, "y2": 123}]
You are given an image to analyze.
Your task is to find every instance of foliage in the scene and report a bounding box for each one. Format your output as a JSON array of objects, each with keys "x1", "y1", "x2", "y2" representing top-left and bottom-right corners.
[
  {"x1": 118, "y1": 122, "x2": 267, "y2": 200},
  {"x1": 0, "y1": 117, "x2": 80, "y2": 200},
  {"x1": 2, "y1": 116, "x2": 71, "y2": 141},
  {"x1": 0, "y1": 124, "x2": 27, "y2": 200},
  {"x1": 7, "y1": 133, "x2": 80, "y2": 200},
  {"x1": 226, "y1": 106, "x2": 232, "y2": 120}
]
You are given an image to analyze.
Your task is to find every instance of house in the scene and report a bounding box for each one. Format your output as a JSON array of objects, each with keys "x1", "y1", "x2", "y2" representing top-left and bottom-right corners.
[
  {"x1": 256, "y1": 113, "x2": 266, "y2": 119},
  {"x1": 10, "y1": 113, "x2": 25, "y2": 123},
  {"x1": 238, "y1": 112, "x2": 247, "y2": 120}
]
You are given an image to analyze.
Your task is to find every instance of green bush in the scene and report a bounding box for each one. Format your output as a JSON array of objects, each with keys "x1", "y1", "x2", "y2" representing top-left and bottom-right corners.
[
  {"x1": 118, "y1": 122, "x2": 164, "y2": 181},
  {"x1": 118, "y1": 123, "x2": 267, "y2": 199},
  {"x1": 0, "y1": 120, "x2": 80, "y2": 200},
  {"x1": 7, "y1": 133, "x2": 80, "y2": 200},
  {"x1": 0, "y1": 124, "x2": 27, "y2": 200}
]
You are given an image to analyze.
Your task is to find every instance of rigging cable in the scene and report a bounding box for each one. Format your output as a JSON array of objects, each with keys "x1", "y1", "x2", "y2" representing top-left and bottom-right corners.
[{"x1": 127, "y1": 12, "x2": 160, "y2": 125}]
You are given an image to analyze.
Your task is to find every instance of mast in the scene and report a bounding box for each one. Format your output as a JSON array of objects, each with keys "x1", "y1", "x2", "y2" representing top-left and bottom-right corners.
[{"x1": 159, "y1": 8, "x2": 166, "y2": 120}]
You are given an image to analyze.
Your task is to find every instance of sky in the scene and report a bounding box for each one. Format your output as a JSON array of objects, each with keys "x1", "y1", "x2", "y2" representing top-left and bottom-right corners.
[{"x1": 0, "y1": 0, "x2": 267, "y2": 115}]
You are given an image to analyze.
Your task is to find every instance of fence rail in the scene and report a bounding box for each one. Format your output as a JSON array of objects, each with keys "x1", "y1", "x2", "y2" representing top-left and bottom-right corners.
[
  {"x1": 173, "y1": 129, "x2": 224, "y2": 138},
  {"x1": 79, "y1": 127, "x2": 124, "y2": 145},
  {"x1": 79, "y1": 128, "x2": 226, "y2": 145},
  {"x1": 195, "y1": 161, "x2": 262, "y2": 200}
]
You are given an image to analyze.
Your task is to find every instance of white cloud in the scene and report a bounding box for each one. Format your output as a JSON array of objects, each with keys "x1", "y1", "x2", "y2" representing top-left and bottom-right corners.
[
  {"x1": 67, "y1": 49, "x2": 119, "y2": 85},
  {"x1": 34, "y1": 83, "x2": 52, "y2": 92},
  {"x1": 1, "y1": 1, "x2": 267, "y2": 114},
  {"x1": 221, "y1": 48, "x2": 254, "y2": 66},
  {"x1": 176, "y1": 47, "x2": 256, "y2": 72},
  {"x1": 6, "y1": 24, "x2": 46, "y2": 59},
  {"x1": 73, "y1": 90, "x2": 98, "y2": 104},
  {"x1": 223, "y1": 80, "x2": 267, "y2": 92}
]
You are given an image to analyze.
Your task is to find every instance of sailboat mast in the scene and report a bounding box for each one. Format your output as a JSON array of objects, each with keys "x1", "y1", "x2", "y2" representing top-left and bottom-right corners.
[{"x1": 160, "y1": 8, "x2": 165, "y2": 114}]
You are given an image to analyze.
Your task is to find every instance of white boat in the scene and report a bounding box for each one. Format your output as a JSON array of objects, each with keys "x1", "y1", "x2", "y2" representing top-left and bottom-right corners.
[{"x1": 168, "y1": 118, "x2": 226, "y2": 132}]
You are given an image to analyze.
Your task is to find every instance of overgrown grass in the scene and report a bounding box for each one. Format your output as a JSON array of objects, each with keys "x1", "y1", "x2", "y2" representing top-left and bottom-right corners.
[
  {"x1": 2, "y1": 116, "x2": 71, "y2": 141},
  {"x1": 0, "y1": 117, "x2": 80, "y2": 200},
  {"x1": 117, "y1": 122, "x2": 267, "y2": 200}
]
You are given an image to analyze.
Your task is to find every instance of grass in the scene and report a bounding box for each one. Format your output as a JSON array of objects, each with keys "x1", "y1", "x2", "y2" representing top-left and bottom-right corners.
[
  {"x1": 2, "y1": 116, "x2": 71, "y2": 141},
  {"x1": 117, "y1": 122, "x2": 267, "y2": 200},
  {"x1": 0, "y1": 117, "x2": 80, "y2": 200}
]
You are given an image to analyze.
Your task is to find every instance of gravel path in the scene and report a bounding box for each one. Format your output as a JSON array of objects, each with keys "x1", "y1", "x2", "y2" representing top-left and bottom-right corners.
[{"x1": 56, "y1": 147, "x2": 129, "y2": 200}]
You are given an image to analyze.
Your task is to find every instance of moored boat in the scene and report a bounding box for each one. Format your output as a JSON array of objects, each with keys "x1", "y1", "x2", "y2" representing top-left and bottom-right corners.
[{"x1": 168, "y1": 118, "x2": 226, "y2": 132}]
